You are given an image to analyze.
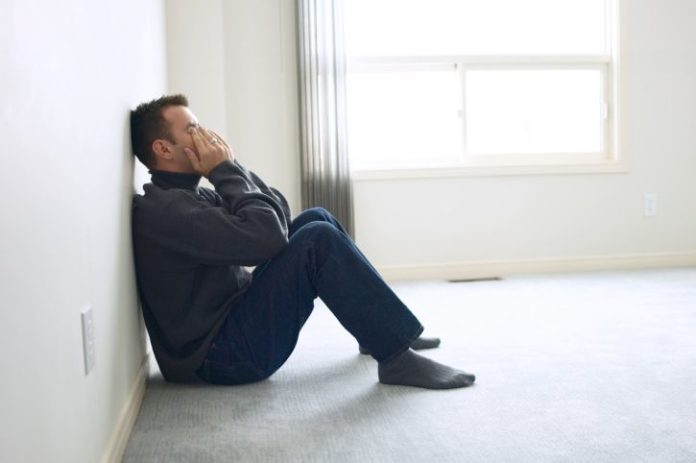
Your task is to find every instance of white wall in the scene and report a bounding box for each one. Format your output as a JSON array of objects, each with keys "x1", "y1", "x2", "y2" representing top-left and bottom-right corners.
[
  {"x1": 0, "y1": 0, "x2": 166, "y2": 462},
  {"x1": 165, "y1": 0, "x2": 228, "y2": 140},
  {"x1": 165, "y1": 0, "x2": 301, "y2": 210},
  {"x1": 164, "y1": 0, "x2": 696, "y2": 279}
]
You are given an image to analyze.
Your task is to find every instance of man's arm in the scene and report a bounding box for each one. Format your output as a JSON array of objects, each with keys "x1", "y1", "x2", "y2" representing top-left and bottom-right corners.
[
  {"x1": 203, "y1": 128, "x2": 292, "y2": 227},
  {"x1": 233, "y1": 159, "x2": 293, "y2": 226},
  {"x1": 148, "y1": 127, "x2": 291, "y2": 266}
]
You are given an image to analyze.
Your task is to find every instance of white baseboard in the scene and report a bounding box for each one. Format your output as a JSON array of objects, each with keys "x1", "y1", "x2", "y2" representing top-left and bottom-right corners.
[
  {"x1": 100, "y1": 354, "x2": 150, "y2": 463},
  {"x1": 378, "y1": 252, "x2": 696, "y2": 282}
]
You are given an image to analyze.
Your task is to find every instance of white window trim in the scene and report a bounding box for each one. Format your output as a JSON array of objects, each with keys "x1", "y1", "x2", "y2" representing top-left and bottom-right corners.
[{"x1": 347, "y1": 0, "x2": 624, "y2": 181}]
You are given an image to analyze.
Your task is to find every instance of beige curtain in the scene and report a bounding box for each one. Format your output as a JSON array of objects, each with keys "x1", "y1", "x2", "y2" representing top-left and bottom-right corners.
[{"x1": 297, "y1": 0, "x2": 354, "y2": 238}]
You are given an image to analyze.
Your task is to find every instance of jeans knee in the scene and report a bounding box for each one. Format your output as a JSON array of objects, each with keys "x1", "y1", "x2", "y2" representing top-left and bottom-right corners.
[
  {"x1": 292, "y1": 221, "x2": 341, "y2": 243},
  {"x1": 302, "y1": 207, "x2": 333, "y2": 223}
]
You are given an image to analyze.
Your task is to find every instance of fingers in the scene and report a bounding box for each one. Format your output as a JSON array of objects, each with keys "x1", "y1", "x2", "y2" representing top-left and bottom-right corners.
[
  {"x1": 191, "y1": 126, "x2": 225, "y2": 150},
  {"x1": 201, "y1": 127, "x2": 233, "y2": 160},
  {"x1": 183, "y1": 147, "x2": 200, "y2": 171},
  {"x1": 202, "y1": 127, "x2": 223, "y2": 147},
  {"x1": 185, "y1": 125, "x2": 232, "y2": 176},
  {"x1": 209, "y1": 129, "x2": 231, "y2": 151},
  {"x1": 189, "y1": 126, "x2": 207, "y2": 152},
  {"x1": 209, "y1": 129, "x2": 234, "y2": 162}
]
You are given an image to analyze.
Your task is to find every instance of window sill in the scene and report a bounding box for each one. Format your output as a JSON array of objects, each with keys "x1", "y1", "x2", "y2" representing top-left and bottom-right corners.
[{"x1": 350, "y1": 160, "x2": 628, "y2": 181}]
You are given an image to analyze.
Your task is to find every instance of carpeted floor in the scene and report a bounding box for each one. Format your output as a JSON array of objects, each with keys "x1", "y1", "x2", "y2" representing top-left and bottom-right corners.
[{"x1": 123, "y1": 268, "x2": 696, "y2": 462}]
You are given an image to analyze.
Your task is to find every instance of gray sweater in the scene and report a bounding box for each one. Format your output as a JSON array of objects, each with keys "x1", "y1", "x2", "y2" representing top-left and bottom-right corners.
[{"x1": 132, "y1": 159, "x2": 291, "y2": 382}]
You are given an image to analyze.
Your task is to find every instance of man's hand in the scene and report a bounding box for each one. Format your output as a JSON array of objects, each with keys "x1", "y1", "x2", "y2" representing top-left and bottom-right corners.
[{"x1": 184, "y1": 126, "x2": 235, "y2": 177}]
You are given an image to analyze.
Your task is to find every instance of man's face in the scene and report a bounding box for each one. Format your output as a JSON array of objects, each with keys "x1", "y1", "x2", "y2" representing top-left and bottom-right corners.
[{"x1": 159, "y1": 105, "x2": 200, "y2": 169}]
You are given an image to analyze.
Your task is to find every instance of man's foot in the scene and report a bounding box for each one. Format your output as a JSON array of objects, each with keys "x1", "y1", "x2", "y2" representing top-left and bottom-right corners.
[
  {"x1": 359, "y1": 336, "x2": 441, "y2": 355},
  {"x1": 378, "y1": 348, "x2": 475, "y2": 389}
]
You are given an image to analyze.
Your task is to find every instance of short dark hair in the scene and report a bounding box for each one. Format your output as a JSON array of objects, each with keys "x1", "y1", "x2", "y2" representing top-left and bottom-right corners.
[{"x1": 130, "y1": 94, "x2": 189, "y2": 168}]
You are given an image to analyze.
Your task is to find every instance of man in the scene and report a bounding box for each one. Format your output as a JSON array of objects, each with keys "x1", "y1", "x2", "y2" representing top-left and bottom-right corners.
[{"x1": 130, "y1": 94, "x2": 475, "y2": 389}]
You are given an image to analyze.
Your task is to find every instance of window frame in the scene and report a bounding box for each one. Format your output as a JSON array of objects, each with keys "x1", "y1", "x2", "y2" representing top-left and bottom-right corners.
[{"x1": 345, "y1": 0, "x2": 624, "y2": 180}]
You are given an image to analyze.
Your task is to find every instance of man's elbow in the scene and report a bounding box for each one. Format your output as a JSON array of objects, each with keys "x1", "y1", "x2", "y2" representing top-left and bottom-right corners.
[
  {"x1": 262, "y1": 229, "x2": 289, "y2": 260},
  {"x1": 254, "y1": 228, "x2": 288, "y2": 265},
  {"x1": 245, "y1": 211, "x2": 290, "y2": 261}
]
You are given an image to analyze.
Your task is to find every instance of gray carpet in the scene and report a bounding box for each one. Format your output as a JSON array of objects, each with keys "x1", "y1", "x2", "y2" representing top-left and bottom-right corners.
[{"x1": 123, "y1": 268, "x2": 696, "y2": 462}]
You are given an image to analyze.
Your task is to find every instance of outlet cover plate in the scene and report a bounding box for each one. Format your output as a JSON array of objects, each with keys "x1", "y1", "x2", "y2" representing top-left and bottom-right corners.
[{"x1": 644, "y1": 193, "x2": 658, "y2": 217}]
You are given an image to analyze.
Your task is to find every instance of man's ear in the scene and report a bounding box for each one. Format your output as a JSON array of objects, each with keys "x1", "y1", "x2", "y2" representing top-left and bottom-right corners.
[{"x1": 151, "y1": 139, "x2": 174, "y2": 163}]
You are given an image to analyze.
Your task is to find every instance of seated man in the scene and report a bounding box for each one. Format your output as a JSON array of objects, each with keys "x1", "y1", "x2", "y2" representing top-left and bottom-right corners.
[{"x1": 130, "y1": 94, "x2": 475, "y2": 389}]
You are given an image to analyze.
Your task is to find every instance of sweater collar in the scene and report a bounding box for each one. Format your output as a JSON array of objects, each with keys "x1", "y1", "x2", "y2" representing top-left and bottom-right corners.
[{"x1": 149, "y1": 169, "x2": 202, "y2": 192}]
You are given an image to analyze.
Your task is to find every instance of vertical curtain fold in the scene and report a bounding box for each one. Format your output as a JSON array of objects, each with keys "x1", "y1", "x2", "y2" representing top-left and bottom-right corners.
[{"x1": 297, "y1": 0, "x2": 355, "y2": 238}]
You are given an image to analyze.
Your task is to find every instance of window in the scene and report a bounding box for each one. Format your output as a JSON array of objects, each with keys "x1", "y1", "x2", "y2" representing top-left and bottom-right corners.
[{"x1": 344, "y1": 0, "x2": 620, "y2": 177}]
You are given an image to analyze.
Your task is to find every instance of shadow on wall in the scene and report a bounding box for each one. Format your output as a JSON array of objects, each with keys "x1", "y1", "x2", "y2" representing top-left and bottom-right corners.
[{"x1": 125, "y1": 111, "x2": 150, "y2": 365}]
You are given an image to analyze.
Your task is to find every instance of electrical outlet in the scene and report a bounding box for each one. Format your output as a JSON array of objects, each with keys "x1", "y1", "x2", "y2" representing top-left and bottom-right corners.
[
  {"x1": 81, "y1": 305, "x2": 96, "y2": 375},
  {"x1": 644, "y1": 193, "x2": 658, "y2": 217}
]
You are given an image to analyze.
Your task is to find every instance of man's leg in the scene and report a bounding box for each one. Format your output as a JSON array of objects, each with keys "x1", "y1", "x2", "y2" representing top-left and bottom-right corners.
[
  {"x1": 198, "y1": 219, "x2": 475, "y2": 389},
  {"x1": 286, "y1": 207, "x2": 441, "y2": 355},
  {"x1": 288, "y1": 207, "x2": 337, "y2": 235}
]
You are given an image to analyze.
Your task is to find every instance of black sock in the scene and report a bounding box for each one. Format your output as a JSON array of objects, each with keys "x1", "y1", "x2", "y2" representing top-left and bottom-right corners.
[
  {"x1": 377, "y1": 348, "x2": 476, "y2": 389},
  {"x1": 359, "y1": 336, "x2": 441, "y2": 355}
]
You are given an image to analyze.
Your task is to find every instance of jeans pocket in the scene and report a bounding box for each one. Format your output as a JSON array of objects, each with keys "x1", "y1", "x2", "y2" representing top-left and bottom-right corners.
[{"x1": 201, "y1": 359, "x2": 268, "y2": 385}]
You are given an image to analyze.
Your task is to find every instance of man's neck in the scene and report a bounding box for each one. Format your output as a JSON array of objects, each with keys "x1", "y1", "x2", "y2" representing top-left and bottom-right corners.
[
  {"x1": 151, "y1": 162, "x2": 196, "y2": 175},
  {"x1": 149, "y1": 168, "x2": 201, "y2": 191}
]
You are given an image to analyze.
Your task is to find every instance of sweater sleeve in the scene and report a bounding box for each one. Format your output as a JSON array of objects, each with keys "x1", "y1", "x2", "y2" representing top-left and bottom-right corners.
[
  {"x1": 154, "y1": 160, "x2": 289, "y2": 266},
  {"x1": 233, "y1": 159, "x2": 293, "y2": 226}
]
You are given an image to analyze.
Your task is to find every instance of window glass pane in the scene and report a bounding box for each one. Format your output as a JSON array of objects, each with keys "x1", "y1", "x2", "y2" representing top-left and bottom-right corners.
[
  {"x1": 465, "y1": 69, "x2": 603, "y2": 155},
  {"x1": 347, "y1": 69, "x2": 462, "y2": 169},
  {"x1": 345, "y1": 0, "x2": 607, "y2": 57}
]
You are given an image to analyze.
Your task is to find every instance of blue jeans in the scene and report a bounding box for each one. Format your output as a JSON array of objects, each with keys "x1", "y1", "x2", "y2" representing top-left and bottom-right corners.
[{"x1": 195, "y1": 207, "x2": 424, "y2": 385}]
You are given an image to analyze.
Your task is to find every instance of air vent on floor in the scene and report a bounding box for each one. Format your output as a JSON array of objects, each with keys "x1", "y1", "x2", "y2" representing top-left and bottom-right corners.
[{"x1": 447, "y1": 277, "x2": 502, "y2": 283}]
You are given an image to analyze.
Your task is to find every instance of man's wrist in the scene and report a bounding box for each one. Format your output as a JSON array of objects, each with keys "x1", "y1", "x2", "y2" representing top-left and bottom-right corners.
[{"x1": 205, "y1": 159, "x2": 234, "y2": 179}]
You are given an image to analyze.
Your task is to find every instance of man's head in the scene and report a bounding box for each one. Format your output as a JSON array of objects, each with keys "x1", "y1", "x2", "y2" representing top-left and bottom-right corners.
[{"x1": 130, "y1": 94, "x2": 200, "y2": 172}]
